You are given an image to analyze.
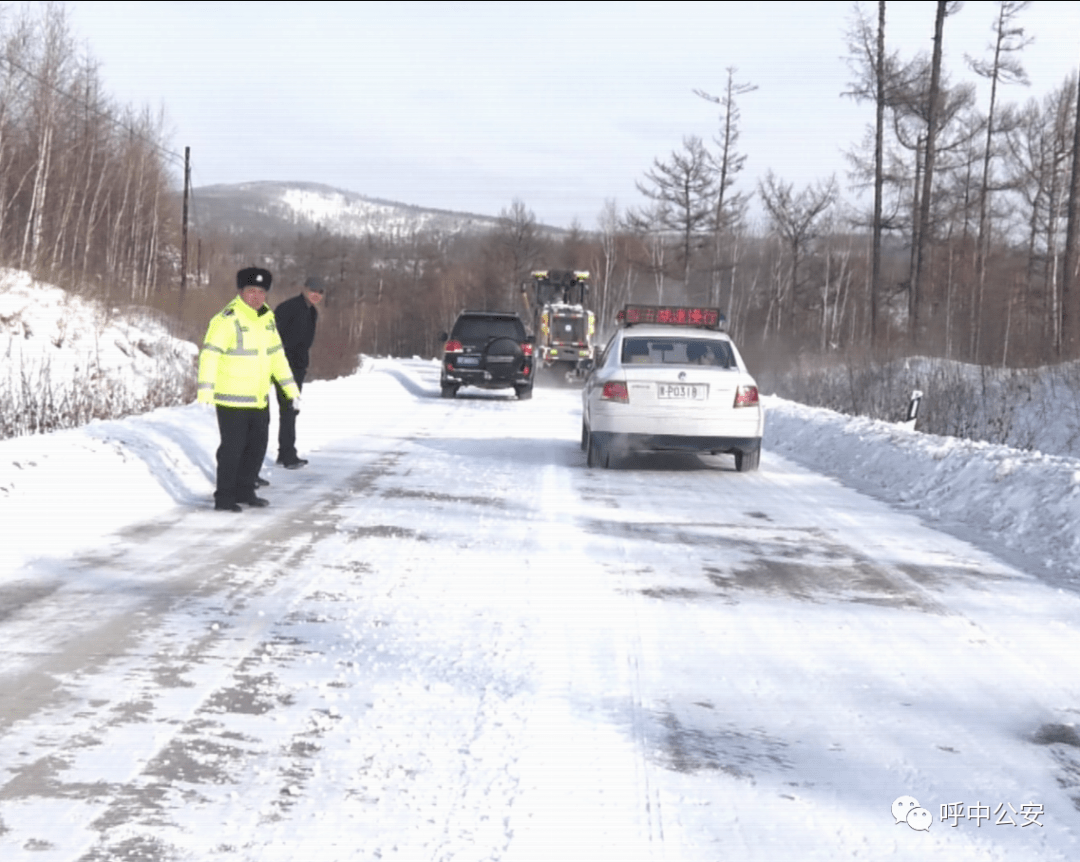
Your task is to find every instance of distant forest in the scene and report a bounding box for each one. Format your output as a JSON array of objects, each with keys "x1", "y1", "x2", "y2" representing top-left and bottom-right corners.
[{"x1": 4, "y1": 2, "x2": 1079, "y2": 383}]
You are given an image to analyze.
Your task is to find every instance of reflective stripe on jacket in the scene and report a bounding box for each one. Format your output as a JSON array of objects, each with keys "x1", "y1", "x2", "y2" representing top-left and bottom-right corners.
[{"x1": 197, "y1": 296, "x2": 300, "y2": 407}]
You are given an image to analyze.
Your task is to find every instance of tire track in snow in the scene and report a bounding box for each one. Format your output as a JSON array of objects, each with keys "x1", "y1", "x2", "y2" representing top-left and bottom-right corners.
[{"x1": 0, "y1": 437, "x2": 411, "y2": 859}]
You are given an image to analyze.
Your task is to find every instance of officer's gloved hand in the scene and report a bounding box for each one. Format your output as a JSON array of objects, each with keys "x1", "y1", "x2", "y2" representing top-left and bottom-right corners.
[{"x1": 291, "y1": 396, "x2": 301, "y2": 415}]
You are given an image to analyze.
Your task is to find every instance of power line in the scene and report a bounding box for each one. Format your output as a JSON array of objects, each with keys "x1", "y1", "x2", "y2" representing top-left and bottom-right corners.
[{"x1": 0, "y1": 53, "x2": 185, "y2": 167}]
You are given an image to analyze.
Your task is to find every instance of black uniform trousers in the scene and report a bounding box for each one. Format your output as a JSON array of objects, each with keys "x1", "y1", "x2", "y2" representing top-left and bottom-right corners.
[
  {"x1": 275, "y1": 377, "x2": 303, "y2": 464},
  {"x1": 215, "y1": 405, "x2": 269, "y2": 507}
]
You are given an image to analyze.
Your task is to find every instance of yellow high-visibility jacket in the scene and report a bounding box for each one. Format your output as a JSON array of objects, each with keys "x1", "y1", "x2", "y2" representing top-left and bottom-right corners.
[{"x1": 198, "y1": 296, "x2": 300, "y2": 408}]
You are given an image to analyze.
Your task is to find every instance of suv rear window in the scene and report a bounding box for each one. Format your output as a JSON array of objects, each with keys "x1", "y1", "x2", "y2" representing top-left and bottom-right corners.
[{"x1": 452, "y1": 317, "x2": 526, "y2": 341}]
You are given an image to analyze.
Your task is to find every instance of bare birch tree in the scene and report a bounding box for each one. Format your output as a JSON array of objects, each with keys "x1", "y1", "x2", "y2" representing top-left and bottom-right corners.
[
  {"x1": 630, "y1": 136, "x2": 715, "y2": 295},
  {"x1": 843, "y1": 1, "x2": 889, "y2": 349},
  {"x1": 1063, "y1": 71, "x2": 1080, "y2": 358},
  {"x1": 911, "y1": 1, "x2": 961, "y2": 347},
  {"x1": 493, "y1": 198, "x2": 544, "y2": 309},
  {"x1": 967, "y1": 0, "x2": 1031, "y2": 360},
  {"x1": 695, "y1": 68, "x2": 756, "y2": 309},
  {"x1": 758, "y1": 172, "x2": 839, "y2": 343},
  {"x1": 19, "y1": 4, "x2": 70, "y2": 273},
  {"x1": 594, "y1": 198, "x2": 624, "y2": 331}
]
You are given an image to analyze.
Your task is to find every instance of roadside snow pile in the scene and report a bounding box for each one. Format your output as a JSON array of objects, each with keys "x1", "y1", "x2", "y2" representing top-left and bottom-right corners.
[
  {"x1": 764, "y1": 395, "x2": 1080, "y2": 588},
  {"x1": 0, "y1": 268, "x2": 197, "y2": 437},
  {"x1": 764, "y1": 354, "x2": 1080, "y2": 457}
]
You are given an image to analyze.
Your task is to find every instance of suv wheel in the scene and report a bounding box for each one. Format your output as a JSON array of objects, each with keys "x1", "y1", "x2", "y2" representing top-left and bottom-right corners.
[
  {"x1": 515, "y1": 384, "x2": 533, "y2": 400},
  {"x1": 483, "y1": 336, "x2": 524, "y2": 383},
  {"x1": 440, "y1": 383, "x2": 458, "y2": 399}
]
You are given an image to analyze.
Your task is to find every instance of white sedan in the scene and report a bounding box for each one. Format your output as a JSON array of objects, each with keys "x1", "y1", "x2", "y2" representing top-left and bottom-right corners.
[{"x1": 581, "y1": 305, "x2": 764, "y2": 470}]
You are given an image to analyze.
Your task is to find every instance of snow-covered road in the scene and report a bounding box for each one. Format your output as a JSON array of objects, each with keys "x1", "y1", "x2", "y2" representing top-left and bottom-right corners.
[{"x1": 1, "y1": 359, "x2": 1078, "y2": 861}]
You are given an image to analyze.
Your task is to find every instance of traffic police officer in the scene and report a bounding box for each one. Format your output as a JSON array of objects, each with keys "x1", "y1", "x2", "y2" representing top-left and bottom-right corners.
[{"x1": 198, "y1": 267, "x2": 300, "y2": 511}]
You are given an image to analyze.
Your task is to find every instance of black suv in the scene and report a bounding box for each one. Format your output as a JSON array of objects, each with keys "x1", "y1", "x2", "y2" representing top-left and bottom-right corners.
[{"x1": 439, "y1": 311, "x2": 534, "y2": 399}]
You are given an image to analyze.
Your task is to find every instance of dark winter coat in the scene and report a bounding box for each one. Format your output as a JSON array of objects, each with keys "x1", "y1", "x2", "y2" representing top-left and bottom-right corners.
[{"x1": 273, "y1": 293, "x2": 319, "y2": 385}]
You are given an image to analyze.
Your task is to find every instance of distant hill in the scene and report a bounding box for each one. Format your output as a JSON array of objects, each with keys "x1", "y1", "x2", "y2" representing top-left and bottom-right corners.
[{"x1": 191, "y1": 181, "x2": 505, "y2": 240}]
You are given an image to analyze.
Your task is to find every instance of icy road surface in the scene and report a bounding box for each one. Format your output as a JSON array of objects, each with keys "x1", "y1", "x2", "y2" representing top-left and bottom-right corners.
[{"x1": 1, "y1": 359, "x2": 1078, "y2": 861}]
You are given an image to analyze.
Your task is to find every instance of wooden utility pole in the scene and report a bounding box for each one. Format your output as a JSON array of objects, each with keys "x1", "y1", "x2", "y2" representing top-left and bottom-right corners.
[{"x1": 181, "y1": 146, "x2": 191, "y2": 297}]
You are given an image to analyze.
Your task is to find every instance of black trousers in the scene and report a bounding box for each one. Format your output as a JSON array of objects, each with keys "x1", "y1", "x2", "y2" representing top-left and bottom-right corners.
[
  {"x1": 215, "y1": 405, "x2": 269, "y2": 506},
  {"x1": 275, "y1": 379, "x2": 303, "y2": 463}
]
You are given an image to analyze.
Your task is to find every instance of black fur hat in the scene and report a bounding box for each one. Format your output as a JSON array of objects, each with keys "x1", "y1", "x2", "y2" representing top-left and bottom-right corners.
[{"x1": 237, "y1": 267, "x2": 272, "y2": 290}]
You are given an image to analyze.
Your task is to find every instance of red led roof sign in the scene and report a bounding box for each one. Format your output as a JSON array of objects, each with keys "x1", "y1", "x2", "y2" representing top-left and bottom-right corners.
[{"x1": 619, "y1": 304, "x2": 725, "y2": 329}]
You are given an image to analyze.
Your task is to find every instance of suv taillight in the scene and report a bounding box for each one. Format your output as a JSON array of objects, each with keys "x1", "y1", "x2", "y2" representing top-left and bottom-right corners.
[
  {"x1": 444, "y1": 340, "x2": 463, "y2": 353},
  {"x1": 522, "y1": 342, "x2": 533, "y2": 357},
  {"x1": 734, "y1": 385, "x2": 759, "y2": 407},
  {"x1": 601, "y1": 381, "x2": 629, "y2": 403}
]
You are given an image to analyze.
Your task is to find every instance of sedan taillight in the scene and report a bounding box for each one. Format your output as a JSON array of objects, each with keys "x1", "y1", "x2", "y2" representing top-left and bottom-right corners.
[
  {"x1": 601, "y1": 381, "x2": 629, "y2": 403},
  {"x1": 734, "y1": 384, "x2": 759, "y2": 407}
]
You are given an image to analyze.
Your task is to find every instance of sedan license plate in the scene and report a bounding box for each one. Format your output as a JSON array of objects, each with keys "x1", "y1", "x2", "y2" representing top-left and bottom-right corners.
[
  {"x1": 657, "y1": 383, "x2": 707, "y2": 400},
  {"x1": 457, "y1": 356, "x2": 480, "y2": 367}
]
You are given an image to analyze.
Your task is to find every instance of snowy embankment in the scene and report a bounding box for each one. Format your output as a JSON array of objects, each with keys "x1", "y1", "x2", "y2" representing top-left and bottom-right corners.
[
  {"x1": 0, "y1": 269, "x2": 196, "y2": 436},
  {"x1": 763, "y1": 397, "x2": 1080, "y2": 590}
]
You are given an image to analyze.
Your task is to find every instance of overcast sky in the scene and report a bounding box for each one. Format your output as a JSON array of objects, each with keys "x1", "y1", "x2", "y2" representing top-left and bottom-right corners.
[{"x1": 66, "y1": 1, "x2": 1080, "y2": 230}]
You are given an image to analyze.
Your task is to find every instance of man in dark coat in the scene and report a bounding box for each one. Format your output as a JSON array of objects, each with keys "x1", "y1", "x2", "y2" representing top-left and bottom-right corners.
[{"x1": 273, "y1": 276, "x2": 325, "y2": 468}]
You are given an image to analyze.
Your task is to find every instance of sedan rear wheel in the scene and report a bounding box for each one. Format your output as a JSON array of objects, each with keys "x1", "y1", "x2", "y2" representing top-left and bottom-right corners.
[
  {"x1": 586, "y1": 432, "x2": 608, "y2": 469},
  {"x1": 735, "y1": 445, "x2": 761, "y2": 472}
]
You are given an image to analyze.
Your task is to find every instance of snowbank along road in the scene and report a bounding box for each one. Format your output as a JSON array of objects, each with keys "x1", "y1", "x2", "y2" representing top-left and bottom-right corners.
[{"x1": 0, "y1": 358, "x2": 1078, "y2": 861}]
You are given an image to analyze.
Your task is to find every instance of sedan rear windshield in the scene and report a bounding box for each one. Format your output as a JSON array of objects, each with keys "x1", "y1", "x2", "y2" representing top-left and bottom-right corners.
[
  {"x1": 453, "y1": 318, "x2": 525, "y2": 341},
  {"x1": 621, "y1": 337, "x2": 735, "y2": 368}
]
